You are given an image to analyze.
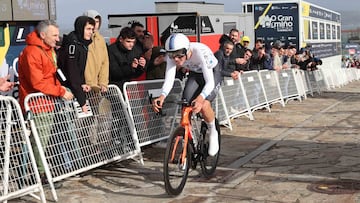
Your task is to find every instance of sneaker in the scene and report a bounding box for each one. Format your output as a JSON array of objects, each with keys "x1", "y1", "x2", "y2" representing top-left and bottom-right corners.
[{"x1": 208, "y1": 128, "x2": 219, "y2": 156}]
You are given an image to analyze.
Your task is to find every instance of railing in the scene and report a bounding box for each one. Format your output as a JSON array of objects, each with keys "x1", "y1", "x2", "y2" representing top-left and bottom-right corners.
[
  {"x1": 2, "y1": 67, "x2": 360, "y2": 201},
  {"x1": 24, "y1": 85, "x2": 142, "y2": 201},
  {"x1": 0, "y1": 96, "x2": 45, "y2": 203}
]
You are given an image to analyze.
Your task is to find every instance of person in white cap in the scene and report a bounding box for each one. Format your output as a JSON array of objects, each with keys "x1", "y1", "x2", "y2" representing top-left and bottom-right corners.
[{"x1": 83, "y1": 9, "x2": 109, "y2": 92}]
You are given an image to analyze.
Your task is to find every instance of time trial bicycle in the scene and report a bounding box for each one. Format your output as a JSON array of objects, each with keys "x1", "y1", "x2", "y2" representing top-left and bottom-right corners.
[{"x1": 163, "y1": 100, "x2": 221, "y2": 196}]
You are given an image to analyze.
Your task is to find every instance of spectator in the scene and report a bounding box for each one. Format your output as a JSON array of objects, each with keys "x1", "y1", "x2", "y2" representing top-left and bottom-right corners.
[
  {"x1": 83, "y1": 10, "x2": 109, "y2": 92},
  {"x1": 288, "y1": 45, "x2": 298, "y2": 69},
  {"x1": 282, "y1": 46, "x2": 294, "y2": 70},
  {"x1": 271, "y1": 40, "x2": 283, "y2": 71},
  {"x1": 131, "y1": 22, "x2": 153, "y2": 80},
  {"x1": 251, "y1": 39, "x2": 271, "y2": 71},
  {"x1": 108, "y1": 27, "x2": 146, "y2": 89},
  {"x1": 0, "y1": 75, "x2": 14, "y2": 92},
  {"x1": 214, "y1": 40, "x2": 239, "y2": 80},
  {"x1": 240, "y1": 35, "x2": 251, "y2": 49},
  {"x1": 18, "y1": 20, "x2": 73, "y2": 184},
  {"x1": 146, "y1": 46, "x2": 167, "y2": 80},
  {"x1": 57, "y1": 16, "x2": 95, "y2": 113},
  {"x1": 228, "y1": 29, "x2": 248, "y2": 71},
  {"x1": 237, "y1": 48, "x2": 253, "y2": 72},
  {"x1": 229, "y1": 29, "x2": 245, "y2": 57},
  {"x1": 131, "y1": 22, "x2": 146, "y2": 54}
]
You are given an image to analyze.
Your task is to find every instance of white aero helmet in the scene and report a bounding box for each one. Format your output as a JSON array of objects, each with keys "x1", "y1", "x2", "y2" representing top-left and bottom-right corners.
[{"x1": 165, "y1": 33, "x2": 190, "y2": 53}]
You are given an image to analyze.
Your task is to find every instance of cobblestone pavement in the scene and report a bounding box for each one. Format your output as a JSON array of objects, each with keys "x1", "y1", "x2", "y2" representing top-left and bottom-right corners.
[{"x1": 11, "y1": 80, "x2": 360, "y2": 203}]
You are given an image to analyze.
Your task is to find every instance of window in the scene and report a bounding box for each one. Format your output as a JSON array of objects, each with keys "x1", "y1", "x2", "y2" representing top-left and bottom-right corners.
[
  {"x1": 312, "y1": 21, "x2": 318, "y2": 40},
  {"x1": 319, "y1": 23, "x2": 325, "y2": 40},
  {"x1": 326, "y1": 24, "x2": 331, "y2": 40},
  {"x1": 332, "y1": 25, "x2": 336, "y2": 39},
  {"x1": 223, "y1": 22, "x2": 236, "y2": 35},
  {"x1": 247, "y1": 5, "x2": 253, "y2": 13}
]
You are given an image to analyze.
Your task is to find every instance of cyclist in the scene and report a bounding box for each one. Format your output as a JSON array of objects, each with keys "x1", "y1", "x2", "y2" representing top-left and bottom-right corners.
[{"x1": 153, "y1": 33, "x2": 220, "y2": 156}]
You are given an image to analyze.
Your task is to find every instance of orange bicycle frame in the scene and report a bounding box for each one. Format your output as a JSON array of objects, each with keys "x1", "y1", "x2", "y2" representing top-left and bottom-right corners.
[{"x1": 170, "y1": 105, "x2": 193, "y2": 165}]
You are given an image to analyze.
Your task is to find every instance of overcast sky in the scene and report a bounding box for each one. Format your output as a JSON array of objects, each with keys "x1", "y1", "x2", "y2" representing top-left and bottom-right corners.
[{"x1": 56, "y1": 0, "x2": 357, "y2": 29}]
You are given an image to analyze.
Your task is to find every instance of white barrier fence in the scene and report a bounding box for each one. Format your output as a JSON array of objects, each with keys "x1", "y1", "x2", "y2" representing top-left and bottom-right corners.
[
  {"x1": 123, "y1": 79, "x2": 183, "y2": 147},
  {"x1": 24, "y1": 85, "x2": 141, "y2": 201},
  {"x1": 0, "y1": 96, "x2": 45, "y2": 203},
  {"x1": 2, "y1": 67, "x2": 360, "y2": 201}
]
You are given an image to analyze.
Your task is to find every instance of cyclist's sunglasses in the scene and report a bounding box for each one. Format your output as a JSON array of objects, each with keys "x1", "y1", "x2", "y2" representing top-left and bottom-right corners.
[{"x1": 167, "y1": 49, "x2": 187, "y2": 59}]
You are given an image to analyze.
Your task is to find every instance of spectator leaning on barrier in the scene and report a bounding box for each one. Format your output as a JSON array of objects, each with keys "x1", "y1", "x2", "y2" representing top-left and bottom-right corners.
[
  {"x1": 237, "y1": 48, "x2": 253, "y2": 72},
  {"x1": 18, "y1": 20, "x2": 74, "y2": 182},
  {"x1": 214, "y1": 39, "x2": 239, "y2": 81},
  {"x1": 228, "y1": 29, "x2": 247, "y2": 71},
  {"x1": 57, "y1": 16, "x2": 95, "y2": 113},
  {"x1": 271, "y1": 40, "x2": 283, "y2": 72},
  {"x1": 108, "y1": 27, "x2": 146, "y2": 89},
  {"x1": 251, "y1": 39, "x2": 271, "y2": 71},
  {"x1": 83, "y1": 9, "x2": 109, "y2": 92}
]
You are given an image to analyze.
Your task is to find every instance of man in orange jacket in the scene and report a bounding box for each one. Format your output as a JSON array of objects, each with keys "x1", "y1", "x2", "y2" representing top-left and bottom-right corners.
[
  {"x1": 18, "y1": 20, "x2": 73, "y2": 184},
  {"x1": 18, "y1": 20, "x2": 73, "y2": 110}
]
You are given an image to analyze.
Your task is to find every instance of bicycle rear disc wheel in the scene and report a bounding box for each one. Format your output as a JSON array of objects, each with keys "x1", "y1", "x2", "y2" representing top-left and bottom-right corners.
[
  {"x1": 163, "y1": 127, "x2": 190, "y2": 196},
  {"x1": 200, "y1": 118, "x2": 221, "y2": 177}
]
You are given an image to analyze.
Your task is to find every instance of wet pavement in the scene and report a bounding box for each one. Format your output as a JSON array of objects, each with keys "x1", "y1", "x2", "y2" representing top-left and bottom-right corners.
[{"x1": 12, "y1": 80, "x2": 360, "y2": 203}]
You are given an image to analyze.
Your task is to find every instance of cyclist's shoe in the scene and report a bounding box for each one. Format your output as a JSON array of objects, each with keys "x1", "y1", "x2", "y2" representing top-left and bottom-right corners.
[{"x1": 208, "y1": 128, "x2": 219, "y2": 156}]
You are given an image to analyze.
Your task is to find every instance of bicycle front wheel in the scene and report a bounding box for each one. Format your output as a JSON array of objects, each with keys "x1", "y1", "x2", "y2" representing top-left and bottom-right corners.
[
  {"x1": 200, "y1": 118, "x2": 221, "y2": 177},
  {"x1": 163, "y1": 126, "x2": 190, "y2": 196}
]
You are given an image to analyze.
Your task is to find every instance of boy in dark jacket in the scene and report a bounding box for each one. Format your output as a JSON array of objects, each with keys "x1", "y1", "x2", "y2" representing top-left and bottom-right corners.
[
  {"x1": 108, "y1": 27, "x2": 146, "y2": 89},
  {"x1": 57, "y1": 16, "x2": 95, "y2": 113}
]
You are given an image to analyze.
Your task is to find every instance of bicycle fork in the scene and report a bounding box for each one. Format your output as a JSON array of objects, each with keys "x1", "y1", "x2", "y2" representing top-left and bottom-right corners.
[
  {"x1": 170, "y1": 106, "x2": 193, "y2": 170},
  {"x1": 170, "y1": 126, "x2": 190, "y2": 170}
]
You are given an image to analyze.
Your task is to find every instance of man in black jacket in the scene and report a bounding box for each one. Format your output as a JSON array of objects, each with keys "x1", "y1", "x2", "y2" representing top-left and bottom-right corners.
[{"x1": 108, "y1": 27, "x2": 146, "y2": 89}]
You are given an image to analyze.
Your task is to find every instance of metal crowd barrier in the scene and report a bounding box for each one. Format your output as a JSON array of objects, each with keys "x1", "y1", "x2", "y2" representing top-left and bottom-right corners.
[
  {"x1": 123, "y1": 79, "x2": 182, "y2": 147},
  {"x1": 241, "y1": 70, "x2": 269, "y2": 112},
  {"x1": 4, "y1": 66, "x2": 359, "y2": 202},
  {"x1": 293, "y1": 69, "x2": 307, "y2": 100},
  {"x1": 213, "y1": 88, "x2": 232, "y2": 130},
  {"x1": 0, "y1": 96, "x2": 45, "y2": 203},
  {"x1": 304, "y1": 70, "x2": 322, "y2": 95},
  {"x1": 355, "y1": 68, "x2": 360, "y2": 80},
  {"x1": 24, "y1": 85, "x2": 141, "y2": 201},
  {"x1": 220, "y1": 77, "x2": 254, "y2": 121},
  {"x1": 277, "y1": 69, "x2": 302, "y2": 102},
  {"x1": 258, "y1": 70, "x2": 285, "y2": 108}
]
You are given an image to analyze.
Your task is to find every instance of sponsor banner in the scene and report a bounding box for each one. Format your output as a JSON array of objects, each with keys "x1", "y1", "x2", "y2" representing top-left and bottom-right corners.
[
  {"x1": 200, "y1": 16, "x2": 214, "y2": 34},
  {"x1": 161, "y1": 15, "x2": 196, "y2": 36},
  {"x1": 308, "y1": 5, "x2": 340, "y2": 23},
  {"x1": 254, "y1": 3, "x2": 299, "y2": 48},
  {"x1": 307, "y1": 42, "x2": 341, "y2": 58}
]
